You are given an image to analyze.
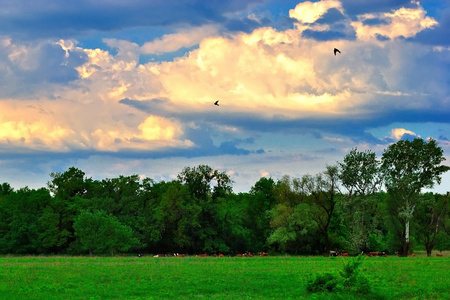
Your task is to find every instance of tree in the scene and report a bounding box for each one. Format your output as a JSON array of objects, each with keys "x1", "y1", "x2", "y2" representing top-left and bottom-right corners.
[
  {"x1": 339, "y1": 148, "x2": 383, "y2": 253},
  {"x1": 0, "y1": 183, "x2": 13, "y2": 196},
  {"x1": 177, "y1": 165, "x2": 233, "y2": 201},
  {"x1": 73, "y1": 210, "x2": 138, "y2": 255},
  {"x1": 246, "y1": 177, "x2": 278, "y2": 251},
  {"x1": 414, "y1": 193, "x2": 448, "y2": 256},
  {"x1": 381, "y1": 138, "x2": 450, "y2": 256},
  {"x1": 0, "y1": 188, "x2": 51, "y2": 254},
  {"x1": 177, "y1": 165, "x2": 234, "y2": 253},
  {"x1": 153, "y1": 181, "x2": 201, "y2": 253},
  {"x1": 301, "y1": 166, "x2": 341, "y2": 254},
  {"x1": 40, "y1": 167, "x2": 90, "y2": 253}
]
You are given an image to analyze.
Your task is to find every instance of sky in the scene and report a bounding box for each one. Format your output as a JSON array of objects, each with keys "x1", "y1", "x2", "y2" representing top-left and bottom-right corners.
[{"x1": 0, "y1": 0, "x2": 449, "y2": 194}]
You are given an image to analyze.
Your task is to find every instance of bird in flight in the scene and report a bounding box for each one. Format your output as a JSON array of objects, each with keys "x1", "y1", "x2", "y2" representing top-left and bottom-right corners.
[
  {"x1": 334, "y1": 48, "x2": 341, "y2": 55},
  {"x1": 214, "y1": 100, "x2": 219, "y2": 106}
]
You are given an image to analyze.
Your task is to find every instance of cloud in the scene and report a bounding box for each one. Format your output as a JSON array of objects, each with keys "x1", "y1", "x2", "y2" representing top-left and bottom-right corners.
[
  {"x1": 0, "y1": 0, "x2": 266, "y2": 40},
  {"x1": 140, "y1": 25, "x2": 219, "y2": 54},
  {"x1": 0, "y1": 38, "x2": 87, "y2": 97},
  {"x1": 289, "y1": 0, "x2": 343, "y2": 24},
  {"x1": 391, "y1": 128, "x2": 417, "y2": 140},
  {"x1": 0, "y1": 0, "x2": 449, "y2": 188},
  {"x1": 351, "y1": 4, "x2": 438, "y2": 40}
]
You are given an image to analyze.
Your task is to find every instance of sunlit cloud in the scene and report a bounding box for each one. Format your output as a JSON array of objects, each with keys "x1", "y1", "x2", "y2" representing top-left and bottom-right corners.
[
  {"x1": 351, "y1": 4, "x2": 438, "y2": 40},
  {"x1": 391, "y1": 128, "x2": 417, "y2": 140},
  {"x1": 0, "y1": 0, "x2": 449, "y2": 193},
  {"x1": 289, "y1": 0, "x2": 343, "y2": 24},
  {"x1": 141, "y1": 25, "x2": 219, "y2": 54}
]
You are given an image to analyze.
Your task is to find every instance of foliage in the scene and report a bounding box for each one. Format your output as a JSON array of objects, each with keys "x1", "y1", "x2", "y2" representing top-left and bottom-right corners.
[
  {"x1": 381, "y1": 138, "x2": 450, "y2": 256},
  {"x1": 73, "y1": 210, "x2": 138, "y2": 255},
  {"x1": 306, "y1": 272, "x2": 340, "y2": 293},
  {"x1": 339, "y1": 148, "x2": 383, "y2": 253},
  {"x1": 0, "y1": 138, "x2": 449, "y2": 256},
  {"x1": 307, "y1": 255, "x2": 372, "y2": 296}
]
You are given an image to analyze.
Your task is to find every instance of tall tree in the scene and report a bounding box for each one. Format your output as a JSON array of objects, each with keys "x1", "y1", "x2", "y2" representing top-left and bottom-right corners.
[
  {"x1": 41, "y1": 167, "x2": 90, "y2": 253},
  {"x1": 414, "y1": 193, "x2": 448, "y2": 257},
  {"x1": 381, "y1": 138, "x2": 450, "y2": 256},
  {"x1": 302, "y1": 166, "x2": 341, "y2": 254},
  {"x1": 339, "y1": 148, "x2": 383, "y2": 252},
  {"x1": 177, "y1": 165, "x2": 233, "y2": 253},
  {"x1": 246, "y1": 177, "x2": 277, "y2": 251}
]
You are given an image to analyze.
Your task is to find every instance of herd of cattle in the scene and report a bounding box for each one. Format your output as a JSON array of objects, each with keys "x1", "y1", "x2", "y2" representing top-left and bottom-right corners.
[
  {"x1": 151, "y1": 252, "x2": 269, "y2": 258},
  {"x1": 140, "y1": 251, "x2": 445, "y2": 257}
]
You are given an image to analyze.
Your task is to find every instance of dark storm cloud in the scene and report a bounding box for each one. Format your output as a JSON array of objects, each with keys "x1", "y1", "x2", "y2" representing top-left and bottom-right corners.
[{"x1": 0, "y1": 0, "x2": 265, "y2": 40}]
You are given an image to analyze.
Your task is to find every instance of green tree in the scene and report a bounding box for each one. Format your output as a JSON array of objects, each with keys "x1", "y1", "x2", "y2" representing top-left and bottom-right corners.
[
  {"x1": 0, "y1": 188, "x2": 51, "y2": 254},
  {"x1": 153, "y1": 181, "x2": 201, "y2": 253},
  {"x1": 268, "y1": 176, "x2": 317, "y2": 254},
  {"x1": 40, "y1": 167, "x2": 90, "y2": 253},
  {"x1": 0, "y1": 182, "x2": 13, "y2": 196},
  {"x1": 381, "y1": 138, "x2": 450, "y2": 256},
  {"x1": 414, "y1": 193, "x2": 448, "y2": 256},
  {"x1": 246, "y1": 177, "x2": 277, "y2": 251},
  {"x1": 339, "y1": 148, "x2": 383, "y2": 253},
  {"x1": 177, "y1": 165, "x2": 233, "y2": 201},
  {"x1": 302, "y1": 166, "x2": 341, "y2": 254},
  {"x1": 73, "y1": 210, "x2": 138, "y2": 255},
  {"x1": 177, "y1": 165, "x2": 234, "y2": 253}
]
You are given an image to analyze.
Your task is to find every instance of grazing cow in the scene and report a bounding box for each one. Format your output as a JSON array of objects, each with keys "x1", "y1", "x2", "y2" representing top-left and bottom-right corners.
[
  {"x1": 196, "y1": 254, "x2": 208, "y2": 257},
  {"x1": 367, "y1": 251, "x2": 387, "y2": 257},
  {"x1": 258, "y1": 252, "x2": 268, "y2": 256},
  {"x1": 436, "y1": 253, "x2": 443, "y2": 257},
  {"x1": 237, "y1": 254, "x2": 243, "y2": 257},
  {"x1": 329, "y1": 251, "x2": 338, "y2": 257},
  {"x1": 137, "y1": 253, "x2": 142, "y2": 257},
  {"x1": 219, "y1": 254, "x2": 224, "y2": 257},
  {"x1": 153, "y1": 254, "x2": 165, "y2": 257}
]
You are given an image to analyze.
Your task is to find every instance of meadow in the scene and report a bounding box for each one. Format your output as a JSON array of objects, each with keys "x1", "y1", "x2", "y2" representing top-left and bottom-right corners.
[{"x1": 0, "y1": 254, "x2": 448, "y2": 299}]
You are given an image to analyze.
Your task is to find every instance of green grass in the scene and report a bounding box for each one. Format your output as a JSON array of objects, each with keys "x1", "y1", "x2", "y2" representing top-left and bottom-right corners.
[{"x1": 0, "y1": 255, "x2": 448, "y2": 299}]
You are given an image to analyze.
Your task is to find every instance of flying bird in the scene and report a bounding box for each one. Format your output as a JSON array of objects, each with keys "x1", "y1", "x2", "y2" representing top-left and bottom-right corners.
[
  {"x1": 334, "y1": 48, "x2": 341, "y2": 55},
  {"x1": 214, "y1": 100, "x2": 219, "y2": 106}
]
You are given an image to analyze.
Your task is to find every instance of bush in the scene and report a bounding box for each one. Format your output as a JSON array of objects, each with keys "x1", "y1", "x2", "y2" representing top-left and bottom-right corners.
[
  {"x1": 306, "y1": 255, "x2": 372, "y2": 296},
  {"x1": 306, "y1": 272, "x2": 340, "y2": 293}
]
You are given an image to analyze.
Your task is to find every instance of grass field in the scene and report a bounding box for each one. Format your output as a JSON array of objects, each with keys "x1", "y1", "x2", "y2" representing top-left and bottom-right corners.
[{"x1": 0, "y1": 254, "x2": 449, "y2": 299}]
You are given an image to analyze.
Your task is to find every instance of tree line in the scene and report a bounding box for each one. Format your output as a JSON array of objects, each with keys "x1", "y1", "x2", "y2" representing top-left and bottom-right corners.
[{"x1": 0, "y1": 138, "x2": 449, "y2": 256}]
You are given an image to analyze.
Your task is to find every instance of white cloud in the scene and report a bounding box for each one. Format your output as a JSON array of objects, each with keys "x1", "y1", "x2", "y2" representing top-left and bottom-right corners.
[
  {"x1": 351, "y1": 4, "x2": 438, "y2": 40},
  {"x1": 391, "y1": 128, "x2": 417, "y2": 140},
  {"x1": 0, "y1": 0, "x2": 446, "y2": 158},
  {"x1": 289, "y1": 0, "x2": 343, "y2": 24}
]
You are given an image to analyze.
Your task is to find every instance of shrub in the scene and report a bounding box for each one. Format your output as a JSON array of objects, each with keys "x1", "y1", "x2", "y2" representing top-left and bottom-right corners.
[
  {"x1": 306, "y1": 255, "x2": 372, "y2": 295},
  {"x1": 306, "y1": 272, "x2": 340, "y2": 293}
]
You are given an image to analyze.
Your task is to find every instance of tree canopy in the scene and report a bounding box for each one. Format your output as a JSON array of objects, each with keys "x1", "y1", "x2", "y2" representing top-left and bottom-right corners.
[{"x1": 0, "y1": 138, "x2": 449, "y2": 256}]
